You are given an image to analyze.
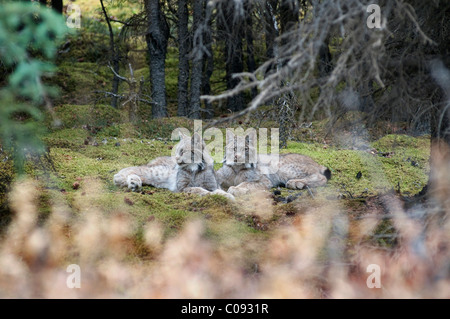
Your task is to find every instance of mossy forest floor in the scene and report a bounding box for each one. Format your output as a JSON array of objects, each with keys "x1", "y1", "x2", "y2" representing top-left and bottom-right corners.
[
  {"x1": 0, "y1": 11, "x2": 431, "y2": 264},
  {"x1": 8, "y1": 101, "x2": 430, "y2": 261}
]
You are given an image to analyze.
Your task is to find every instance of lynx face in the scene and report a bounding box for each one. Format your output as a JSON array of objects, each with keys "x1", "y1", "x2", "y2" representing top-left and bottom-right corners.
[
  {"x1": 224, "y1": 129, "x2": 257, "y2": 168},
  {"x1": 175, "y1": 132, "x2": 213, "y2": 172}
]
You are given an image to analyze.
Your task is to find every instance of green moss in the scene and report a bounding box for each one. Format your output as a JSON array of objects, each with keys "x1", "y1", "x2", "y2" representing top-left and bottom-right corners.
[
  {"x1": 98, "y1": 123, "x2": 139, "y2": 138},
  {"x1": 52, "y1": 62, "x2": 112, "y2": 104},
  {"x1": 56, "y1": 32, "x2": 110, "y2": 65},
  {"x1": 49, "y1": 104, "x2": 122, "y2": 130},
  {"x1": 0, "y1": 157, "x2": 14, "y2": 231},
  {"x1": 43, "y1": 128, "x2": 89, "y2": 151},
  {"x1": 372, "y1": 134, "x2": 430, "y2": 195},
  {"x1": 285, "y1": 136, "x2": 429, "y2": 197},
  {"x1": 134, "y1": 117, "x2": 194, "y2": 140},
  {"x1": 36, "y1": 187, "x2": 52, "y2": 226}
]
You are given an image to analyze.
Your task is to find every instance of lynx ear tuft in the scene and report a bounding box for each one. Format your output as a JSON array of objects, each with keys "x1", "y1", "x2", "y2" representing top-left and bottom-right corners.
[
  {"x1": 192, "y1": 132, "x2": 202, "y2": 140},
  {"x1": 178, "y1": 130, "x2": 189, "y2": 140},
  {"x1": 226, "y1": 129, "x2": 235, "y2": 142},
  {"x1": 246, "y1": 130, "x2": 257, "y2": 144}
]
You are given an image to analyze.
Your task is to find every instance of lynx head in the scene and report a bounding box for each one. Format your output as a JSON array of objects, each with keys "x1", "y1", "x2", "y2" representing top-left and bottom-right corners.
[
  {"x1": 224, "y1": 129, "x2": 257, "y2": 168},
  {"x1": 175, "y1": 131, "x2": 213, "y2": 172}
]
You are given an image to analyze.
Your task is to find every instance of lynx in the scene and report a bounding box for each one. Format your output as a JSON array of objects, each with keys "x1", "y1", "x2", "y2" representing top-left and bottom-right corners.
[
  {"x1": 113, "y1": 156, "x2": 177, "y2": 192},
  {"x1": 216, "y1": 129, "x2": 331, "y2": 196},
  {"x1": 113, "y1": 132, "x2": 233, "y2": 200}
]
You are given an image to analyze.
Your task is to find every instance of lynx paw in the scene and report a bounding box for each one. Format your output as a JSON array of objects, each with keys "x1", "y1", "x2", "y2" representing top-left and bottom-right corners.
[
  {"x1": 183, "y1": 187, "x2": 210, "y2": 196},
  {"x1": 286, "y1": 179, "x2": 305, "y2": 190},
  {"x1": 227, "y1": 186, "x2": 249, "y2": 197},
  {"x1": 127, "y1": 174, "x2": 142, "y2": 192},
  {"x1": 211, "y1": 189, "x2": 235, "y2": 201}
]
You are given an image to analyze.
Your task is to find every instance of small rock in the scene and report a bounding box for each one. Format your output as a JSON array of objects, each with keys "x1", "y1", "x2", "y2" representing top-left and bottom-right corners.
[
  {"x1": 72, "y1": 182, "x2": 80, "y2": 190},
  {"x1": 115, "y1": 142, "x2": 121, "y2": 147},
  {"x1": 286, "y1": 195, "x2": 296, "y2": 203},
  {"x1": 273, "y1": 196, "x2": 286, "y2": 203}
]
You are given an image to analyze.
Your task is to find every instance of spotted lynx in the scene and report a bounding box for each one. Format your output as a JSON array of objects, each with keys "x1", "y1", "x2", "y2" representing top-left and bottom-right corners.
[
  {"x1": 114, "y1": 132, "x2": 233, "y2": 199},
  {"x1": 216, "y1": 129, "x2": 331, "y2": 196}
]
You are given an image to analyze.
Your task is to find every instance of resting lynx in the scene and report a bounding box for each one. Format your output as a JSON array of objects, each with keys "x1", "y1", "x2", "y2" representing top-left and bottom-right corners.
[
  {"x1": 216, "y1": 129, "x2": 331, "y2": 196},
  {"x1": 113, "y1": 156, "x2": 177, "y2": 192},
  {"x1": 114, "y1": 132, "x2": 233, "y2": 199}
]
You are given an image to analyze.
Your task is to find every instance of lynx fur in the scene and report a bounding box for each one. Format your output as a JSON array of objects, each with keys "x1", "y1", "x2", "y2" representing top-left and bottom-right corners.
[
  {"x1": 113, "y1": 132, "x2": 233, "y2": 199},
  {"x1": 216, "y1": 129, "x2": 331, "y2": 196}
]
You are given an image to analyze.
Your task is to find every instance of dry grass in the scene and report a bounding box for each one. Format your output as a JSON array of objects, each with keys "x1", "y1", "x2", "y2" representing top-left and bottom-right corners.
[{"x1": 0, "y1": 147, "x2": 449, "y2": 299}]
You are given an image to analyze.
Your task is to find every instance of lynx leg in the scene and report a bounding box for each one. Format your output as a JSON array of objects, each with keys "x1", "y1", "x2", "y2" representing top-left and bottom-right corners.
[
  {"x1": 211, "y1": 189, "x2": 235, "y2": 201},
  {"x1": 285, "y1": 179, "x2": 306, "y2": 190},
  {"x1": 113, "y1": 173, "x2": 127, "y2": 188},
  {"x1": 302, "y1": 173, "x2": 328, "y2": 188},
  {"x1": 127, "y1": 174, "x2": 143, "y2": 192},
  {"x1": 286, "y1": 174, "x2": 328, "y2": 189},
  {"x1": 228, "y1": 182, "x2": 268, "y2": 197},
  {"x1": 184, "y1": 187, "x2": 235, "y2": 200},
  {"x1": 183, "y1": 187, "x2": 211, "y2": 196},
  {"x1": 228, "y1": 185, "x2": 249, "y2": 197}
]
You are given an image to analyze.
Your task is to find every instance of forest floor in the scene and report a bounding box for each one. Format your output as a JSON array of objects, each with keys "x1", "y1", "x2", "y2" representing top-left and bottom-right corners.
[
  {"x1": 0, "y1": 10, "x2": 431, "y2": 257},
  {"x1": 32, "y1": 102, "x2": 430, "y2": 249}
]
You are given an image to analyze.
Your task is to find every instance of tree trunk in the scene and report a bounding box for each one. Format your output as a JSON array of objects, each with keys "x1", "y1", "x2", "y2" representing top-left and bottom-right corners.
[
  {"x1": 219, "y1": 1, "x2": 245, "y2": 112},
  {"x1": 279, "y1": 0, "x2": 299, "y2": 68},
  {"x1": 264, "y1": 0, "x2": 279, "y2": 77},
  {"x1": 100, "y1": 0, "x2": 120, "y2": 109},
  {"x1": 51, "y1": 0, "x2": 63, "y2": 14},
  {"x1": 420, "y1": 2, "x2": 450, "y2": 197},
  {"x1": 318, "y1": 36, "x2": 332, "y2": 78},
  {"x1": 245, "y1": 0, "x2": 257, "y2": 99},
  {"x1": 177, "y1": 0, "x2": 189, "y2": 117},
  {"x1": 201, "y1": 1, "x2": 214, "y2": 119},
  {"x1": 424, "y1": 84, "x2": 450, "y2": 197},
  {"x1": 189, "y1": 0, "x2": 205, "y2": 119},
  {"x1": 279, "y1": 0, "x2": 299, "y2": 36},
  {"x1": 430, "y1": 78, "x2": 450, "y2": 153},
  {"x1": 145, "y1": 0, "x2": 169, "y2": 118}
]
